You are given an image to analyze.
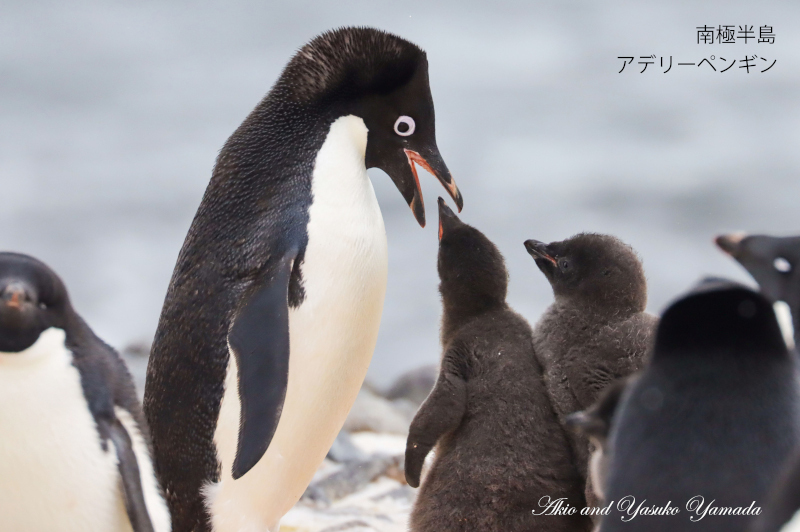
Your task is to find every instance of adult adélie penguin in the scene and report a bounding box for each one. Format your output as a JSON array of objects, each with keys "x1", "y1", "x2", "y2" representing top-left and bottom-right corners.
[
  {"x1": 143, "y1": 27, "x2": 462, "y2": 532},
  {"x1": 0, "y1": 253, "x2": 170, "y2": 532}
]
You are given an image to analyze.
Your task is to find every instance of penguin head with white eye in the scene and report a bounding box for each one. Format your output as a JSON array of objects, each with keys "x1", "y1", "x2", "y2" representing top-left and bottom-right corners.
[
  {"x1": 716, "y1": 233, "x2": 800, "y2": 306},
  {"x1": 0, "y1": 252, "x2": 70, "y2": 353},
  {"x1": 524, "y1": 233, "x2": 647, "y2": 312},
  {"x1": 280, "y1": 27, "x2": 462, "y2": 227}
]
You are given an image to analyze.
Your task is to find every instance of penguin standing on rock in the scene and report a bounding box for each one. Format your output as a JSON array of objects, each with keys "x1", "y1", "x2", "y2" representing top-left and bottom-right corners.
[
  {"x1": 524, "y1": 233, "x2": 657, "y2": 504},
  {"x1": 716, "y1": 233, "x2": 800, "y2": 347},
  {"x1": 143, "y1": 27, "x2": 462, "y2": 532},
  {"x1": 405, "y1": 199, "x2": 591, "y2": 532},
  {"x1": 599, "y1": 280, "x2": 800, "y2": 532},
  {"x1": 0, "y1": 253, "x2": 170, "y2": 532}
]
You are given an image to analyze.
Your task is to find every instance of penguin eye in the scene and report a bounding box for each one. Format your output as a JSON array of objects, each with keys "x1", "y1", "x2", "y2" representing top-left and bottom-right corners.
[
  {"x1": 394, "y1": 116, "x2": 415, "y2": 137},
  {"x1": 559, "y1": 259, "x2": 570, "y2": 271},
  {"x1": 774, "y1": 257, "x2": 792, "y2": 273}
]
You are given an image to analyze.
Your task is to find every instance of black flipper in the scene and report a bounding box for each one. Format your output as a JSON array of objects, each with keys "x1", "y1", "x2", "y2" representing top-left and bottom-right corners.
[
  {"x1": 108, "y1": 418, "x2": 156, "y2": 532},
  {"x1": 228, "y1": 249, "x2": 296, "y2": 479},
  {"x1": 404, "y1": 346, "x2": 468, "y2": 488}
]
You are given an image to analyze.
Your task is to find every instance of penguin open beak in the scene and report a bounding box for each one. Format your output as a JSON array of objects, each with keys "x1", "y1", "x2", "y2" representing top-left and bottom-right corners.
[
  {"x1": 397, "y1": 148, "x2": 460, "y2": 228},
  {"x1": 715, "y1": 232, "x2": 747, "y2": 257},
  {"x1": 524, "y1": 240, "x2": 557, "y2": 265},
  {"x1": 367, "y1": 127, "x2": 462, "y2": 228}
]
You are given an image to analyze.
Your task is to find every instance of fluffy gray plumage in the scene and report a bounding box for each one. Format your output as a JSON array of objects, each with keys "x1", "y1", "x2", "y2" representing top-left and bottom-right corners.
[
  {"x1": 526, "y1": 233, "x2": 657, "y2": 507},
  {"x1": 405, "y1": 203, "x2": 592, "y2": 531}
]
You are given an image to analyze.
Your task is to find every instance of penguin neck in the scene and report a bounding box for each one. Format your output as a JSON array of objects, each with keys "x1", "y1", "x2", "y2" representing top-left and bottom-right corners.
[
  {"x1": 311, "y1": 114, "x2": 371, "y2": 207},
  {"x1": 440, "y1": 297, "x2": 507, "y2": 346},
  {"x1": 554, "y1": 293, "x2": 641, "y2": 321},
  {"x1": 0, "y1": 327, "x2": 68, "y2": 365}
]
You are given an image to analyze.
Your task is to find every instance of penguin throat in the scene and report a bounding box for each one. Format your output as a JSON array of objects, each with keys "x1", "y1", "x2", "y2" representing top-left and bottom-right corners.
[
  {"x1": 440, "y1": 298, "x2": 506, "y2": 345},
  {"x1": 318, "y1": 114, "x2": 369, "y2": 167},
  {"x1": 554, "y1": 290, "x2": 643, "y2": 317},
  {"x1": 0, "y1": 327, "x2": 67, "y2": 362}
]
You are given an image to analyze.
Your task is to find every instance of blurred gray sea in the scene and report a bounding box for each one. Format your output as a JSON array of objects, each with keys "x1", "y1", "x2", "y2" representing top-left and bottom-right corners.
[{"x1": 2, "y1": 1, "x2": 799, "y2": 388}]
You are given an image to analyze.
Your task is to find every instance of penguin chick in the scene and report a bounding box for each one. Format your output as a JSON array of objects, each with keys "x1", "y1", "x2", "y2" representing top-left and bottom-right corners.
[
  {"x1": 525, "y1": 233, "x2": 657, "y2": 502},
  {"x1": 565, "y1": 376, "x2": 632, "y2": 504},
  {"x1": 599, "y1": 279, "x2": 800, "y2": 532},
  {"x1": 716, "y1": 233, "x2": 800, "y2": 347},
  {"x1": 406, "y1": 199, "x2": 592, "y2": 532},
  {"x1": 0, "y1": 252, "x2": 170, "y2": 532}
]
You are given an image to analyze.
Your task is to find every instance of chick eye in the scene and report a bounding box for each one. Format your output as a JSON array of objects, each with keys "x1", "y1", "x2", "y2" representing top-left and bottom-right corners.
[
  {"x1": 559, "y1": 259, "x2": 570, "y2": 271},
  {"x1": 394, "y1": 116, "x2": 415, "y2": 136},
  {"x1": 774, "y1": 257, "x2": 792, "y2": 273}
]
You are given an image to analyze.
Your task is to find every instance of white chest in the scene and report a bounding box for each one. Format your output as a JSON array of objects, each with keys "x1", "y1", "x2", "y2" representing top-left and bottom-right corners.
[
  {"x1": 296, "y1": 114, "x2": 389, "y2": 339},
  {"x1": 209, "y1": 115, "x2": 389, "y2": 532},
  {"x1": 0, "y1": 328, "x2": 131, "y2": 532}
]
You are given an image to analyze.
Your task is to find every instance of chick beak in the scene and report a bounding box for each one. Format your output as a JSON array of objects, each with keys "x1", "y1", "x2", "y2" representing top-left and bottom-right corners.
[
  {"x1": 405, "y1": 149, "x2": 463, "y2": 218},
  {"x1": 524, "y1": 239, "x2": 557, "y2": 265}
]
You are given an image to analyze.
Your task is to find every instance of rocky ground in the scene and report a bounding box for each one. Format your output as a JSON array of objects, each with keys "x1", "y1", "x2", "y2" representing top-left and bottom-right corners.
[{"x1": 122, "y1": 345, "x2": 437, "y2": 532}]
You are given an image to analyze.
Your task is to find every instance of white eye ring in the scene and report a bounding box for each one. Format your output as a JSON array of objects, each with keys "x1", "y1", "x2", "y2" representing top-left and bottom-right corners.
[
  {"x1": 774, "y1": 257, "x2": 792, "y2": 273},
  {"x1": 394, "y1": 115, "x2": 415, "y2": 136}
]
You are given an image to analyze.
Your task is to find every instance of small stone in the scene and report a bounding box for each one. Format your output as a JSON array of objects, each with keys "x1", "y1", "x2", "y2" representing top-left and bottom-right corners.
[
  {"x1": 382, "y1": 365, "x2": 438, "y2": 406},
  {"x1": 327, "y1": 431, "x2": 368, "y2": 463},
  {"x1": 343, "y1": 389, "x2": 410, "y2": 435},
  {"x1": 302, "y1": 456, "x2": 400, "y2": 505}
]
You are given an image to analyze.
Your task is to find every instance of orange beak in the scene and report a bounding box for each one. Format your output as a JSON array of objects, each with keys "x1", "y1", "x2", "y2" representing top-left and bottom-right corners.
[{"x1": 405, "y1": 149, "x2": 463, "y2": 226}]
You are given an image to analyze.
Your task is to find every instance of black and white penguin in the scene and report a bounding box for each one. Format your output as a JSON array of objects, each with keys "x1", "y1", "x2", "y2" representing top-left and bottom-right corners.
[
  {"x1": 143, "y1": 28, "x2": 462, "y2": 532},
  {"x1": 716, "y1": 233, "x2": 800, "y2": 347},
  {"x1": 565, "y1": 377, "x2": 632, "y2": 504},
  {"x1": 405, "y1": 199, "x2": 591, "y2": 532},
  {"x1": 524, "y1": 233, "x2": 657, "y2": 505},
  {"x1": 0, "y1": 252, "x2": 170, "y2": 532},
  {"x1": 599, "y1": 279, "x2": 800, "y2": 532}
]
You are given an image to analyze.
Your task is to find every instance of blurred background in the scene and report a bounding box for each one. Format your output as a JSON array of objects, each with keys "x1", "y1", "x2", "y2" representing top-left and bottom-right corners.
[{"x1": 1, "y1": 0, "x2": 799, "y2": 390}]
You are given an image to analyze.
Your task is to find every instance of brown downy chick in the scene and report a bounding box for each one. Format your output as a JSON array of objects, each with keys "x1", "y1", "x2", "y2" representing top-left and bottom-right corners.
[
  {"x1": 525, "y1": 233, "x2": 657, "y2": 505},
  {"x1": 405, "y1": 199, "x2": 591, "y2": 532}
]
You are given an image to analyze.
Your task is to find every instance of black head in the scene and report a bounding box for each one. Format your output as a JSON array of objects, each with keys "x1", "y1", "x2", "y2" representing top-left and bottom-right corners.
[
  {"x1": 0, "y1": 253, "x2": 71, "y2": 352},
  {"x1": 437, "y1": 198, "x2": 507, "y2": 314},
  {"x1": 654, "y1": 278, "x2": 787, "y2": 358},
  {"x1": 280, "y1": 27, "x2": 462, "y2": 227},
  {"x1": 716, "y1": 233, "x2": 800, "y2": 307},
  {"x1": 524, "y1": 233, "x2": 647, "y2": 312}
]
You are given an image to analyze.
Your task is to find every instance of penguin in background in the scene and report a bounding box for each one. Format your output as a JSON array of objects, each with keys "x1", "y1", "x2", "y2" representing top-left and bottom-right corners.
[
  {"x1": 524, "y1": 233, "x2": 657, "y2": 504},
  {"x1": 143, "y1": 28, "x2": 463, "y2": 532},
  {"x1": 405, "y1": 199, "x2": 591, "y2": 532},
  {"x1": 599, "y1": 279, "x2": 800, "y2": 532},
  {"x1": 0, "y1": 252, "x2": 170, "y2": 532},
  {"x1": 716, "y1": 233, "x2": 800, "y2": 347},
  {"x1": 751, "y1": 449, "x2": 800, "y2": 532},
  {"x1": 565, "y1": 377, "x2": 632, "y2": 504}
]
